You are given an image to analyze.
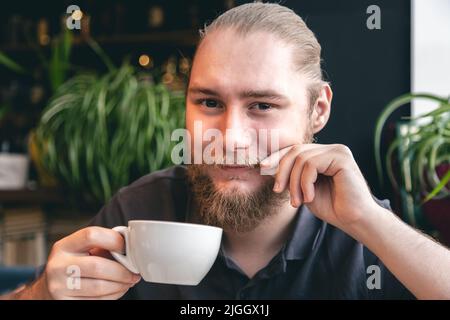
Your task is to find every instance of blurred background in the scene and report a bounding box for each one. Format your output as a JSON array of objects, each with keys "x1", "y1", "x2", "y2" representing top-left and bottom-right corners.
[{"x1": 0, "y1": 0, "x2": 448, "y2": 288}]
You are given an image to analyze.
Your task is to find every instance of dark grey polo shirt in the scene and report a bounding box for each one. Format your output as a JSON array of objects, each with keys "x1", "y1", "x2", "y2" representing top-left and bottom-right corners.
[{"x1": 90, "y1": 165, "x2": 415, "y2": 300}]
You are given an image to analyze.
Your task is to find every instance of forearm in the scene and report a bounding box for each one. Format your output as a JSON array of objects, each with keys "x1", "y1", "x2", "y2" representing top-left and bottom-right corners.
[
  {"x1": 347, "y1": 205, "x2": 450, "y2": 299},
  {"x1": 0, "y1": 273, "x2": 52, "y2": 300}
]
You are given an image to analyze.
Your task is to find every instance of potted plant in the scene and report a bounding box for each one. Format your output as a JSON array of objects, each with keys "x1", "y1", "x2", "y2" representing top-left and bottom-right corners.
[
  {"x1": 34, "y1": 61, "x2": 185, "y2": 207},
  {"x1": 0, "y1": 29, "x2": 73, "y2": 189},
  {"x1": 0, "y1": 52, "x2": 29, "y2": 189},
  {"x1": 374, "y1": 93, "x2": 450, "y2": 244}
]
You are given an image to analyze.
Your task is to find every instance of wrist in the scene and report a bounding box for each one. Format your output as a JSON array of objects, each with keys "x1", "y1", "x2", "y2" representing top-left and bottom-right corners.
[
  {"x1": 344, "y1": 202, "x2": 394, "y2": 246},
  {"x1": 15, "y1": 272, "x2": 53, "y2": 300},
  {"x1": 32, "y1": 272, "x2": 53, "y2": 300}
]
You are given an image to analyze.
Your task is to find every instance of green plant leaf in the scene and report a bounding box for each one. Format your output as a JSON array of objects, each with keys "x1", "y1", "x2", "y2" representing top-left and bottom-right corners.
[
  {"x1": 423, "y1": 170, "x2": 450, "y2": 203},
  {"x1": 0, "y1": 51, "x2": 26, "y2": 74},
  {"x1": 86, "y1": 37, "x2": 116, "y2": 72},
  {"x1": 36, "y1": 61, "x2": 185, "y2": 205},
  {"x1": 374, "y1": 93, "x2": 449, "y2": 187}
]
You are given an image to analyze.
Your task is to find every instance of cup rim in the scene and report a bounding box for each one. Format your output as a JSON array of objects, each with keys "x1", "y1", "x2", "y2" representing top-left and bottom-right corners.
[{"x1": 128, "y1": 220, "x2": 223, "y2": 232}]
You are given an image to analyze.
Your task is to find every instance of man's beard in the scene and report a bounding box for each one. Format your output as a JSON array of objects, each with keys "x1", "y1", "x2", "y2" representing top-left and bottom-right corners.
[
  {"x1": 186, "y1": 126, "x2": 313, "y2": 233},
  {"x1": 186, "y1": 164, "x2": 289, "y2": 233}
]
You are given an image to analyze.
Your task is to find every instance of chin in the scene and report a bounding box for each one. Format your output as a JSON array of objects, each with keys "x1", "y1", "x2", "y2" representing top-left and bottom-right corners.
[{"x1": 213, "y1": 179, "x2": 259, "y2": 195}]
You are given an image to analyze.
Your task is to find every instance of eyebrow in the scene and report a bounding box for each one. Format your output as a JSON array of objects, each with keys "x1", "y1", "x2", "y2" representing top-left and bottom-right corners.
[
  {"x1": 188, "y1": 87, "x2": 221, "y2": 97},
  {"x1": 240, "y1": 89, "x2": 288, "y2": 101},
  {"x1": 188, "y1": 87, "x2": 288, "y2": 101}
]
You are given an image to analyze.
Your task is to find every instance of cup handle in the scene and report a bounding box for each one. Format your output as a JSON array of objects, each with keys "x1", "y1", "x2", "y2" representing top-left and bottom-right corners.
[{"x1": 110, "y1": 226, "x2": 139, "y2": 274}]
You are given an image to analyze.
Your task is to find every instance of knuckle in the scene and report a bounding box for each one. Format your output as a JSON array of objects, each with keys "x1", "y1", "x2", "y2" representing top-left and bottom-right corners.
[
  {"x1": 83, "y1": 227, "x2": 99, "y2": 244},
  {"x1": 303, "y1": 159, "x2": 312, "y2": 170},
  {"x1": 334, "y1": 144, "x2": 351, "y2": 155},
  {"x1": 46, "y1": 260, "x2": 63, "y2": 277},
  {"x1": 292, "y1": 144, "x2": 302, "y2": 154},
  {"x1": 295, "y1": 153, "x2": 305, "y2": 164},
  {"x1": 295, "y1": 153, "x2": 307, "y2": 166},
  {"x1": 51, "y1": 239, "x2": 64, "y2": 252}
]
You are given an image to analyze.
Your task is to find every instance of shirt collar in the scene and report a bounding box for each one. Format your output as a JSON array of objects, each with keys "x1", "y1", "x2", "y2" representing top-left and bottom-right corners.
[{"x1": 184, "y1": 183, "x2": 322, "y2": 261}]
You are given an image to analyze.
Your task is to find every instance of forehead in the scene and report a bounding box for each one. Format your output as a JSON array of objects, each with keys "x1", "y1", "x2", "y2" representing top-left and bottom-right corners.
[{"x1": 189, "y1": 28, "x2": 303, "y2": 94}]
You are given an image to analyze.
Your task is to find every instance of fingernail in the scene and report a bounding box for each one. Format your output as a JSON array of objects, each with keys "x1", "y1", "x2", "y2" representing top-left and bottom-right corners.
[
  {"x1": 260, "y1": 159, "x2": 269, "y2": 167},
  {"x1": 133, "y1": 275, "x2": 141, "y2": 283},
  {"x1": 273, "y1": 182, "x2": 280, "y2": 192},
  {"x1": 293, "y1": 198, "x2": 299, "y2": 207}
]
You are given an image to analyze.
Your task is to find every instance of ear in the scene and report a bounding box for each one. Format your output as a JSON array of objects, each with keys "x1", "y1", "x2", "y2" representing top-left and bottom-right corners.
[{"x1": 311, "y1": 83, "x2": 332, "y2": 134}]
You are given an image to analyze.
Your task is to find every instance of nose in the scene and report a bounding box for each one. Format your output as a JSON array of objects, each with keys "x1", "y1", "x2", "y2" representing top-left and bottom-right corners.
[
  {"x1": 220, "y1": 107, "x2": 260, "y2": 165},
  {"x1": 222, "y1": 107, "x2": 252, "y2": 152}
]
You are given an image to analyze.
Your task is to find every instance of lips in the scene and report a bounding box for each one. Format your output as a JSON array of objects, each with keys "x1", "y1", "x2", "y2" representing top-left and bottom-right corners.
[
  {"x1": 220, "y1": 165, "x2": 248, "y2": 169},
  {"x1": 217, "y1": 165, "x2": 253, "y2": 174}
]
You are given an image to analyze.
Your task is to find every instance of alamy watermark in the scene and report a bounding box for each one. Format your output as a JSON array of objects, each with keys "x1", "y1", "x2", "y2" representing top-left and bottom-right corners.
[
  {"x1": 66, "y1": 5, "x2": 82, "y2": 30},
  {"x1": 170, "y1": 121, "x2": 281, "y2": 175},
  {"x1": 66, "y1": 265, "x2": 81, "y2": 290},
  {"x1": 366, "y1": 5, "x2": 381, "y2": 30},
  {"x1": 367, "y1": 265, "x2": 381, "y2": 290}
]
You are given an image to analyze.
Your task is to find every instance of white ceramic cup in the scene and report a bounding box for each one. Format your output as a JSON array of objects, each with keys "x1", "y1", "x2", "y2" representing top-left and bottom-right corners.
[{"x1": 110, "y1": 220, "x2": 223, "y2": 286}]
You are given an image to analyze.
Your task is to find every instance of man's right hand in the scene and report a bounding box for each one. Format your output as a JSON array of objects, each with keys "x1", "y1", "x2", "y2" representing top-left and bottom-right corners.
[{"x1": 26, "y1": 227, "x2": 141, "y2": 300}]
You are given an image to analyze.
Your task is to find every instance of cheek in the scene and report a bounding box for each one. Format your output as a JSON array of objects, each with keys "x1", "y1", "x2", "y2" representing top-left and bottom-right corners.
[
  {"x1": 277, "y1": 126, "x2": 306, "y2": 149},
  {"x1": 185, "y1": 103, "x2": 198, "y2": 133},
  {"x1": 253, "y1": 115, "x2": 308, "y2": 154},
  {"x1": 186, "y1": 103, "x2": 221, "y2": 131},
  {"x1": 186, "y1": 105, "x2": 222, "y2": 159}
]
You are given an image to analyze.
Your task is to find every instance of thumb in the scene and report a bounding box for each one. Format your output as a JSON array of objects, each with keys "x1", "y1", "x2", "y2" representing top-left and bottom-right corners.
[{"x1": 88, "y1": 247, "x2": 116, "y2": 259}]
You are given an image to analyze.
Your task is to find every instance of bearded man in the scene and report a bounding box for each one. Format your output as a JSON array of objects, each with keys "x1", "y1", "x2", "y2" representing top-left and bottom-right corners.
[{"x1": 5, "y1": 3, "x2": 450, "y2": 300}]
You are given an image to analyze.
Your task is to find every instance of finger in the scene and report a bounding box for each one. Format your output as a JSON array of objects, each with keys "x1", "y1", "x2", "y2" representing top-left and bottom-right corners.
[
  {"x1": 260, "y1": 145, "x2": 294, "y2": 170},
  {"x1": 272, "y1": 146, "x2": 300, "y2": 192},
  {"x1": 76, "y1": 256, "x2": 141, "y2": 284},
  {"x1": 68, "y1": 278, "x2": 134, "y2": 297},
  {"x1": 74, "y1": 291, "x2": 129, "y2": 300},
  {"x1": 57, "y1": 227, "x2": 125, "y2": 254},
  {"x1": 260, "y1": 143, "x2": 321, "y2": 170},
  {"x1": 289, "y1": 149, "x2": 324, "y2": 206},
  {"x1": 89, "y1": 247, "x2": 114, "y2": 260},
  {"x1": 274, "y1": 145, "x2": 324, "y2": 193},
  {"x1": 260, "y1": 143, "x2": 323, "y2": 176},
  {"x1": 300, "y1": 160, "x2": 318, "y2": 203}
]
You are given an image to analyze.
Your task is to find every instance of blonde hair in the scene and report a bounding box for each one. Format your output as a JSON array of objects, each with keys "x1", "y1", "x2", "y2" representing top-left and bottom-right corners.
[{"x1": 198, "y1": 2, "x2": 327, "y2": 109}]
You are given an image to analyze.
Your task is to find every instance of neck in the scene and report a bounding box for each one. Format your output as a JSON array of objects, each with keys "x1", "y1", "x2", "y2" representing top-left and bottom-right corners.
[{"x1": 223, "y1": 200, "x2": 299, "y2": 278}]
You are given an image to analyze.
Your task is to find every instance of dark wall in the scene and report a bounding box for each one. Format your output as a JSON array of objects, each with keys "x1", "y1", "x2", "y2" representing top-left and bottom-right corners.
[
  {"x1": 238, "y1": 0, "x2": 411, "y2": 199},
  {"x1": 1, "y1": 0, "x2": 411, "y2": 202}
]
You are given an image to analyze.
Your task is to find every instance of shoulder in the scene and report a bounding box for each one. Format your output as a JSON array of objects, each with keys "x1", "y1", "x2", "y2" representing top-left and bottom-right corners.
[
  {"x1": 90, "y1": 166, "x2": 190, "y2": 227},
  {"x1": 321, "y1": 197, "x2": 414, "y2": 299},
  {"x1": 116, "y1": 165, "x2": 188, "y2": 200}
]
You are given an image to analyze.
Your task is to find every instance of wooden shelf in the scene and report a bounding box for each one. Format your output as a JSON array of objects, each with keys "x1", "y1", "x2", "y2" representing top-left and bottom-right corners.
[
  {"x1": 87, "y1": 30, "x2": 199, "y2": 46},
  {"x1": 0, "y1": 187, "x2": 64, "y2": 205},
  {"x1": 0, "y1": 29, "x2": 199, "y2": 53}
]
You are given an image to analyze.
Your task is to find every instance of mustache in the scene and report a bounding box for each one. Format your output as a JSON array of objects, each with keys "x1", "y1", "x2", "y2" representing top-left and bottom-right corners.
[{"x1": 203, "y1": 153, "x2": 262, "y2": 167}]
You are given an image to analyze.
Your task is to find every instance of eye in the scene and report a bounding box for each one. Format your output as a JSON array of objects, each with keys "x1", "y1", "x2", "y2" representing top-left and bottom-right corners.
[
  {"x1": 200, "y1": 99, "x2": 220, "y2": 108},
  {"x1": 250, "y1": 103, "x2": 273, "y2": 111}
]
